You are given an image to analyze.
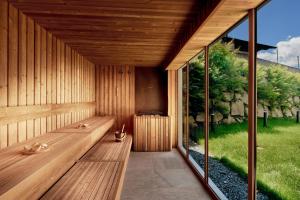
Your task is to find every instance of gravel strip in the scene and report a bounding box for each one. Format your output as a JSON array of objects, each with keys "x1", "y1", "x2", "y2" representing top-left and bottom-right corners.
[{"x1": 189, "y1": 150, "x2": 269, "y2": 200}]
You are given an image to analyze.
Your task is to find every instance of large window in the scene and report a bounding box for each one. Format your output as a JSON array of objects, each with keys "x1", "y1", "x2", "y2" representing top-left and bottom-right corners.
[
  {"x1": 207, "y1": 34, "x2": 250, "y2": 199},
  {"x1": 256, "y1": 4, "x2": 300, "y2": 200},
  {"x1": 176, "y1": 3, "x2": 300, "y2": 199},
  {"x1": 188, "y1": 52, "x2": 205, "y2": 174}
]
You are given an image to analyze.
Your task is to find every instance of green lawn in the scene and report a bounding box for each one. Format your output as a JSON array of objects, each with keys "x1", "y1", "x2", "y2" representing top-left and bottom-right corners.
[{"x1": 198, "y1": 118, "x2": 300, "y2": 200}]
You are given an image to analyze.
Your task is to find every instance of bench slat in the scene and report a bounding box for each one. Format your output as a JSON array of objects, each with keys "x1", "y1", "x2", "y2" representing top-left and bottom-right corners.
[
  {"x1": 41, "y1": 162, "x2": 121, "y2": 200},
  {"x1": 51, "y1": 116, "x2": 113, "y2": 134},
  {"x1": 81, "y1": 133, "x2": 132, "y2": 162},
  {"x1": 42, "y1": 132, "x2": 132, "y2": 200},
  {"x1": 0, "y1": 116, "x2": 115, "y2": 200}
]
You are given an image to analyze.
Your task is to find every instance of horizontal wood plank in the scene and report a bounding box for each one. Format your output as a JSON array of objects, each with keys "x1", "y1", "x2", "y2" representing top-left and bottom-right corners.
[
  {"x1": 0, "y1": 102, "x2": 96, "y2": 125},
  {"x1": 166, "y1": 0, "x2": 265, "y2": 69},
  {"x1": 81, "y1": 132, "x2": 132, "y2": 162},
  {"x1": 0, "y1": 116, "x2": 114, "y2": 200},
  {"x1": 42, "y1": 132, "x2": 132, "y2": 200},
  {"x1": 8, "y1": 0, "x2": 218, "y2": 67}
]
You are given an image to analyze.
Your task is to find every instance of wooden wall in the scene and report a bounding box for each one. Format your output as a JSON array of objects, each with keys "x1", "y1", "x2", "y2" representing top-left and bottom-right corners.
[
  {"x1": 95, "y1": 65, "x2": 135, "y2": 132},
  {"x1": 0, "y1": 1, "x2": 96, "y2": 149},
  {"x1": 133, "y1": 115, "x2": 171, "y2": 152},
  {"x1": 135, "y1": 67, "x2": 168, "y2": 115},
  {"x1": 168, "y1": 70, "x2": 178, "y2": 148}
]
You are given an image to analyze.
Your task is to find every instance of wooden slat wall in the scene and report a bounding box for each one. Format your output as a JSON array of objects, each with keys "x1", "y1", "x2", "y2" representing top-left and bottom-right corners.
[
  {"x1": 168, "y1": 70, "x2": 178, "y2": 148},
  {"x1": 95, "y1": 65, "x2": 135, "y2": 132},
  {"x1": 133, "y1": 115, "x2": 171, "y2": 152},
  {"x1": 0, "y1": 1, "x2": 96, "y2": 149}
]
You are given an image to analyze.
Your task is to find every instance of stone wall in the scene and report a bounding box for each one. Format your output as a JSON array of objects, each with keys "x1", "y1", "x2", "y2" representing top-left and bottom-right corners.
[{"x1": 191, "y1": 90, "x2": 300, "y2": 125}]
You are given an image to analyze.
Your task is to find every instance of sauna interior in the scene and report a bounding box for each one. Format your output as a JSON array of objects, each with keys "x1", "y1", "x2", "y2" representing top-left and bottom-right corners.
[{"x1": 0, "y1": 0, "x2": 266, "y2": 200}]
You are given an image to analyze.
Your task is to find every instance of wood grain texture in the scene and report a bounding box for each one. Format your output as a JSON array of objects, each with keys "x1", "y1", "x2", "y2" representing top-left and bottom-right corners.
[
  {"x1": 0, "y1": 0, "x2": 8, "y2": 148},
  {"x1": 0, "y1": 116, "x2": 114, "y2": 200},
  {"x1": 42, "y1": 132, "x2": 132, "y2": 200},
  {"x1": 133, "y1": 115, "x2": 171, "y2": 152},
  {"x1": 168, "y1": 70, "x2": 178, "y2": 148},
  {"x1": 166, "y1": 0, "x2": 265, "y2": 69},
  {"x1": 9, "y1": 0, "x2": 265, "y2": 68},
  {"x1": 95, "y1": 66, "x2": 135, "y2": 132},
  {"x1": 81, "y1": 133, "x2": 132, "y2": 162},
  {"x1": 8, "y1": 0, "x2": 209, "y2": 67},
  {"x1": 0, "y1": 102, "x2": 96, "y2": 125},
  {"x1": 135, "y1": 68, "x2": 168, "y2": 115},
  {"x1": 8, "y1": 4, "x2": 19, "y2": 146},
  {"x1": 0, "y1": 3, "x2": 96, "y2": 149}
]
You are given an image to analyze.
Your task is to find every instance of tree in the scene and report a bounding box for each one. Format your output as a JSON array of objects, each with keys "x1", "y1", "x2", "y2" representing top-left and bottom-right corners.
[{"x1": 189, "y1": 41, "x2": 247, "y2": 119}]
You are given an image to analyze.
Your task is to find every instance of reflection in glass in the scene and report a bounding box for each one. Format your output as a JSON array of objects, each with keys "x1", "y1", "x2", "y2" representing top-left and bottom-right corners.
[{"x1": 188, "y1": 52, "x2": 205, "y2": 173}]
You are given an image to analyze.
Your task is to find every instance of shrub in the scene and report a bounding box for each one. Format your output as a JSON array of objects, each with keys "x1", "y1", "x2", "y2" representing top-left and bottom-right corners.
[
  {"x1": 189, "y1": 40, "x2": 300, "y2": 118},
  {"x1": 257, "y1": 65, "x2": 300, "y2": 109},
  {"x1": 189, "y1": 41, "x2": 246, "y2": 118}
]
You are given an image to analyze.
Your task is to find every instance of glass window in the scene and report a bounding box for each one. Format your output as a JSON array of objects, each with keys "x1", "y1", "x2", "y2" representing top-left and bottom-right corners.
[
  {"x1": 256, "y1": 2, "x2": 300, "y2": 199},
  {"x1": 178, "y1": 65, "x2": 188, "y2": 153},
  {"x1": 188, "y1": 52, "x2": 205, "y2": 175},
  {"x1": 207, "y1": 34, "x2": 249, "y2": 199}
]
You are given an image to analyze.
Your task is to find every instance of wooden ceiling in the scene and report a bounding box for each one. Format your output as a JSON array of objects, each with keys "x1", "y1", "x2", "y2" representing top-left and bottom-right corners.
[
  {"x1": 9, "y1": 0, "x2": 266, "y2": 68},
  {"x1": 9, "y1": 0, "x2": 218, "y2": 67},
  {"x1": 166, "y1": 0, "x2": 267, "y2": 70}
]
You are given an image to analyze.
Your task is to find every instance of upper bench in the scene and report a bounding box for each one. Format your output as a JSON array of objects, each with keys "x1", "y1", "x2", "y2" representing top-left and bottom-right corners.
[{"x1": 0, "y1": 116, "x2": 114, "y2": 200}]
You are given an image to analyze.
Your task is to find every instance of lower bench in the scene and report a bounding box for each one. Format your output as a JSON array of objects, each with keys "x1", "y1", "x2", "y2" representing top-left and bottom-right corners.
[
  {"x1": 41, "y1": 132, "x2": 132, "y2": 200},
  {"x1": 0, "y1": 116, "x2": 114, "y2": 200}
]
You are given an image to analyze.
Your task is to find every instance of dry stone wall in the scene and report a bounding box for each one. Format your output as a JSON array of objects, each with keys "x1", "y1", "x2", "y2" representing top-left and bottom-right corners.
[{"x1": 190, "y1": 90, "x2": 300, "y2": 125}]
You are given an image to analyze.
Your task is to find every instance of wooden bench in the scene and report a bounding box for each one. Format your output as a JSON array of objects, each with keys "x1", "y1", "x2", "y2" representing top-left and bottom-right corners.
[
  {"x1": 41, "y1": 132, "x2": 132, "y2": 200},
  {"x1": 0, "y1": 116, "x2": 114, "y2": 200}
]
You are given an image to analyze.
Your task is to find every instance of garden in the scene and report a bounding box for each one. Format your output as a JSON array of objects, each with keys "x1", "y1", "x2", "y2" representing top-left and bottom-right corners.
[{"x1": 188, "y1": 41, "x2": 300, "y2": 200}]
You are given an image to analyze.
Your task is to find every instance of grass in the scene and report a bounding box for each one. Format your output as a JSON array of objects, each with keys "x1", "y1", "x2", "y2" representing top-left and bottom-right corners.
[{"x1": 197, "y1": 118, "x2": 300, "y2": 200}]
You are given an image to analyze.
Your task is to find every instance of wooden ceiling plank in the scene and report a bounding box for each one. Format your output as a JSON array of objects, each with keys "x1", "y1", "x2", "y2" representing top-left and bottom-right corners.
[
  {"x1": 9, "y1": 0, "x2": 266, "y2": 67},
  {"x1": 166, "y1": 0, "x2": 266, "y2": 70}
]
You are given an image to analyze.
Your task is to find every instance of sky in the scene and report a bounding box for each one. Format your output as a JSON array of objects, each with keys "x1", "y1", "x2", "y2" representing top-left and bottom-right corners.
[{"x1": 229, "y1": 0, "x2": 300, "y2": 68}]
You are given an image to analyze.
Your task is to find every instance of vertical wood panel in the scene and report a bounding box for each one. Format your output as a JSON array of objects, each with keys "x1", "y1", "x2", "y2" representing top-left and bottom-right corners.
[
  {"x1": 60, "y1": 41, "x2": 65, "y2": 127},
  {"x1": 34, "y1": 23, "x2": 41, "y2": 137},
  {"x1": 51, "y1": 36, "x2": 57, "y2": 131},
  {"x1": 26, "y1": 17, "x2": 34, "y2": 140},
  {"x1": 168, "y1": 70, "x2": 178, "y2": 148},
  {"x1": 0, "y1": 0, "x2": 8, "y2": 148},
  {"x1": 133, "y1": 115, "x2": 171, "y2": 152},
  {"x1": 46, "y1": 32, "x2": 52, "y2": 132},
  {"x1": 8, "y1": 4, "x2": 18, "y2": 145},
  {"x1": 65, "y1": 46, "x2": 71, "y2": 125},
  {"x1": 56, "y1": 39, "x2": 61, "y2": 128},
  {"x1": 40, "y1": 27, "x2": 47, "y2": 135},
  {"x1": 18, "y1": 11, "x2": 27, "y2": 142},
  {"x1": 95, "y1": 65, "x2": 135, "y2": 132},
  {"x1": 71, "y1": 49, "x2": 75, "y2": 123},
  {"x1": 0, "y1": 3, "x2": 96, "y2": 150}
]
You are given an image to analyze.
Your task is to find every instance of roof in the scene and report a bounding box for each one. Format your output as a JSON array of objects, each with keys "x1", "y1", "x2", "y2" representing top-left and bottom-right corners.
[{"x1": 222, "y1": 36, "x2": 276, "y2": 53}]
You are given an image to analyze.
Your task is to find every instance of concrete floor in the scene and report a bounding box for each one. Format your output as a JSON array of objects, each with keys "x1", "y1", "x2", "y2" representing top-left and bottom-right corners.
[{"x1": 121, "y1": 149, "x2": 211, "y2": 200}]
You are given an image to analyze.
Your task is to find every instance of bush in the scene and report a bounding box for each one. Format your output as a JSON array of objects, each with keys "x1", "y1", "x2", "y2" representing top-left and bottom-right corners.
[
  {"x1": 189, "y1": 41, "x2": 246, "y2": 118},
  {"x1": 257, "y1": 65, "x2": 300, "y2": 109},
  {"x1": 189, "y1": 40, "x2": 300, "y2": 118}
]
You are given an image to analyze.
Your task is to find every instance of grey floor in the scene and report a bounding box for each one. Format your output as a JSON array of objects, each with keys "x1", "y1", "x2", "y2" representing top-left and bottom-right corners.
[{"x1": 121, "y1": 149, "x2": 211, "y2": 200}]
